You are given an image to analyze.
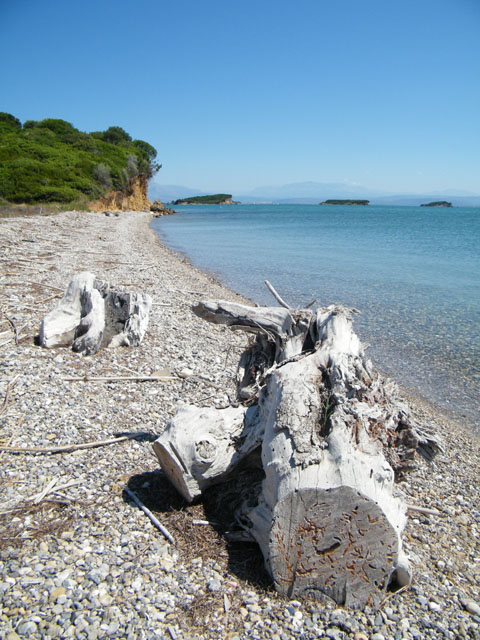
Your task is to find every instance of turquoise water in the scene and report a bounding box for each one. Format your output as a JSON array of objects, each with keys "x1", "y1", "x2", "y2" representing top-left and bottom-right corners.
[{"x1": 151, "y1": 204, "x2": 480, "y2": 428}]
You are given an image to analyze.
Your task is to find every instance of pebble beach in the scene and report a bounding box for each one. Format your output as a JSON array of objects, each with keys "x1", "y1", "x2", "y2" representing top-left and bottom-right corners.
[{"x1": 0, "y1": 209, "x2": 479, "y2": 640}]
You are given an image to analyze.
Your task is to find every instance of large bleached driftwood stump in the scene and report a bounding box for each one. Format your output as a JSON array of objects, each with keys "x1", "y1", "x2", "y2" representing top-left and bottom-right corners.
[
  {"x1": 153, "y1": 284, "x2": 440, "y2": 608},
  {"x1": 39, "y1": 272, "x2": 152, "y2": 354}
]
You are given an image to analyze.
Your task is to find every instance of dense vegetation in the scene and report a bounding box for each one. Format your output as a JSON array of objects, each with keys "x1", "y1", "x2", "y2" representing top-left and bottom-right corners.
[
  {"x1": 173, "y1": 194, "x2": 233, "y2": 205},
  {"x1": 0, "y1": 112, "x2": 161, "y2": 204},
  {"x1": 319, "y1": 199, "x2": 370, "y2": 206}
]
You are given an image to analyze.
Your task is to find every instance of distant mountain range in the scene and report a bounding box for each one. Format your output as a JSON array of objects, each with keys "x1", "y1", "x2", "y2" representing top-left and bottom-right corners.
[
  {"x1": 148, "y1": 183, "x2": 208, "y2": 203},
  {"x1": 149, "y1": 181, "x2": 480, "y2": 207}
]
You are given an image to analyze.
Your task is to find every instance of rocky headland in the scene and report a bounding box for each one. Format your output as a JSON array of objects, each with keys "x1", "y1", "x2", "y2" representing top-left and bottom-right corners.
[
  {"x1": 150, "y1": 200, "x2": 177, "y2": 217},
  {"x1": 88, "y1": 176, "x2": 153, "y2": 212}
]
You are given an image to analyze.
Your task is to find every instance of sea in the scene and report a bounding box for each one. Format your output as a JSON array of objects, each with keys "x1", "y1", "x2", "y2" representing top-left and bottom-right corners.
[{"x1": 151, "y1": 204, "x2": 480, "y2": 429}]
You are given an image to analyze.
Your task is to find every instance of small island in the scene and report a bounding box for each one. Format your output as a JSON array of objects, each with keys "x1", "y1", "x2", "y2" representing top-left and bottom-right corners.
[
  {"x1": 173, "y1": 193, "x2": 238, "y2": 205},
  {"x1": 319, "y1": 199, "x2": 370, "y2": 206},
  {"x1": 420, "y1": 201, "x2": 452, "y2": 207}
]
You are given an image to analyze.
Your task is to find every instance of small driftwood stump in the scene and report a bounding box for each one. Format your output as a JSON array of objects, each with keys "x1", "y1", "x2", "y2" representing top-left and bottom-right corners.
[
  {"x1": 153, "y1": 285, "x2": 440, "y2": 609},
  {"x1": 39, "y1": 272, "x2": 151, "y2": 355}
]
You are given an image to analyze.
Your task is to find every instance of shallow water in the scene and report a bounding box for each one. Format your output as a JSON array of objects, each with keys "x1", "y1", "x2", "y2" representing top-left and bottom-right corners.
[{"x1": 152, "y1": 204, "x2": 480, "y2": 428}]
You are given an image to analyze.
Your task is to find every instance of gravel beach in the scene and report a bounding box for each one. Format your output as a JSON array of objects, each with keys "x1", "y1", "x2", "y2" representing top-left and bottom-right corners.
[{"x1": 0, "y1": 210, "x2": 479, "y2": 640}]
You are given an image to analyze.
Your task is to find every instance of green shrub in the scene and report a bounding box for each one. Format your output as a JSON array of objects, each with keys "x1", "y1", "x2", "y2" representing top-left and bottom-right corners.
[
  {"x1": 0, "y1": 114, "x2": 160, "y2": 204},
  {"x1": 0, "y1": 112, "x2": 21, "y2": 134},
  {"x1": 93, "y1": 163, "x2": 113, "y2": 190}
]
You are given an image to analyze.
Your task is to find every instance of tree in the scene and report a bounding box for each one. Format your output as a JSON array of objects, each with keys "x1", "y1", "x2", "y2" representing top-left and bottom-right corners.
[
  {"x1": 100, "y1": 126, "x2": 132, "y2": 146},
  {"x1": 0, "y1": 112, "x2": 21, "y2": 134},
  {"x1": 132, "y1": 139, "x2": 161, "y2": 178}
]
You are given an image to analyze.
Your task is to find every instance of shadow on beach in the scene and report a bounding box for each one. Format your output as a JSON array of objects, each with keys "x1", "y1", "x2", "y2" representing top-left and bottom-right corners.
[{"x1": 123, "y1": 467, "x2": 273, "y2": 591}]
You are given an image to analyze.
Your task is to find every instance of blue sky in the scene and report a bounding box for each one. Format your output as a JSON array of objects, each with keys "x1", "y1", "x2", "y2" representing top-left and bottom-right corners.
[{"x1": 1, "y1": 0, "x2": 479, "y2": 194}]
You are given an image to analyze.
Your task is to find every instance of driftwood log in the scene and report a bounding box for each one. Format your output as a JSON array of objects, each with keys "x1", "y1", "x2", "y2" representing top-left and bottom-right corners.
[
  {"x1": 39, "y1": 272, "x2": 151, "y2": 355},
  {"x1": 153, "y1": 285, "x2": 440, "y2": 609}
]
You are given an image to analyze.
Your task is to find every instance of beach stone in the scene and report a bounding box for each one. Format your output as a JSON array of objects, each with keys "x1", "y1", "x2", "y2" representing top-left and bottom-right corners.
[
  {"x1": 207, "y1": 577, "x2": 221, "y2": 592},
  {"x1": 464, "y1": 600, "x2": 480, "y2": 616},
  {"x1": 50, "y1": 586, "x2": 66, "y2": 602},
  {"x1": 17, "y1": 621, "x2": 38, "y2": 634}
]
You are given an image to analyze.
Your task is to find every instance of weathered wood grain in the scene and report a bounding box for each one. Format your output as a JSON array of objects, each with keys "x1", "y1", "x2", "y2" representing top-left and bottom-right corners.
[{"x1": 156, "y1": 292, "x2": 441, "y2": 608}]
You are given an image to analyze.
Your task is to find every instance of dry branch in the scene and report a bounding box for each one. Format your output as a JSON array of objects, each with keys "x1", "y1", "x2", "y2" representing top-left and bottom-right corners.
[
  {"x1": 264, "y1": 279, "x2": 292, "y2": 309},
  {"x1": 35, "y1": 293, "x2": 62, "y2": 305},
  {"x1": 124, "y1": 487, "x2": 174, "y2": 544},
  {"x1": 406, "y1": 504, "x2": 443, "y2": 517},
  {"x1": 5, "y1": 314, "x2": 18, "y2": 345},
  {"x1": 0, "y1": 432, "x2": 151, "y2": 454},
  {"x1": 0, "y1": 374, "x2": 20, "y2": 415},
  {"x1": 2, "y1": 280, "x2": 64, "y2": 292},
  {"x1": 62, "y1": 374, "x2": 178, "y2": 383}
]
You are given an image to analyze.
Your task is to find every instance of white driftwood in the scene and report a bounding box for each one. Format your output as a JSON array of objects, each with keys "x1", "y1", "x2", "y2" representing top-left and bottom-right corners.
[
  {"x1": 156, "y1": 292, "x2": 441, "y2": 609},
  {"x1": 247, "y1": 311, "x2": 410, "y2": 608},
  {"x1": 39, "y1": 272, "x2": 96, "y2": 348},
  {"x1": 153, "y1": 404, "x2": 262, "y2": 502},
  {"x1": 103, "y1": 291, "x2": 151, "y2": 347},
  {"x1": 72, "y1": 287, "x2": 105, "y2": 354},
  {"x1": 39, "y1": 272, "x2": 152, "y2": 355}
]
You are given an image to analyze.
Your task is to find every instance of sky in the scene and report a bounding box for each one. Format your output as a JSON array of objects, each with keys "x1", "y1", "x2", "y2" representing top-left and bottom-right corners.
[{"x1": 1, "y1": 0, "x2": 479, "y2": 195}]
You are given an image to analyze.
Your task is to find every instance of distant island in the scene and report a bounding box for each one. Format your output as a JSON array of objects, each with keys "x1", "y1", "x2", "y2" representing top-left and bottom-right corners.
[
  {"x1": 173, "y1": 193, "x2": 238, "y2": 205},
  {"x1": 319, "y1": 199, "x2": 370, "y2": 206},
  {"x1": 420, "y1": 201, "x2": 452, "y2": 207}
]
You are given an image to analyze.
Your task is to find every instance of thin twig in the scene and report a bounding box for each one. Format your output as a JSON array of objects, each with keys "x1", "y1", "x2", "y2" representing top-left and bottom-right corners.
[
  {"x1": 117, "y1": 282, "x2": 154, "y2": 287},
  {"x1": 406, "y1": 504, "x2": 443, "y2": 517},
  {"x1": 0, "y1": 374, "x2": 20, "y2": 415},
  {"x1": 5, "y1": 315, "x2": 18, "y2": 345},
  {"x1": 35, "y1": 293, "x2": 61, "y2": 305},
  {"x1": 31, "y1": 479, "x2": 82, "y2": 504},
  {"x1": 0, "y1": 432, "x2": 150, "y2": 454},
  {"x1": 124, "y1": 487, "x2": 174, "y2": 544},
  {"x1": 379, "y1": 583, "x2": 411, "y2": 608},
  {"x1": 171, "y1": 288, "x2": 206, "y2": 296},
  {"x1": 115, "y1": 362, "x2": 144, "y2": 376},
  {"x1": 3, "y1": 280, "x2": 64, "y2": 292},
  {"x1": 128, "y1": 543, "x2": 152, "y2": 562},
  {"x1": 62, "y1": 374, "x2": 178, "y2": 383},
  {"x1": 264, "y1": 280, "x2": 292, "y2": 309}
]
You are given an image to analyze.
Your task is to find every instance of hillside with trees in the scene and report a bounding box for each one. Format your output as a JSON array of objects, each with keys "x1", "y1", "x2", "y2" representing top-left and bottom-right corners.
[{"x1": 0, "y1": 113, "x2": 161, "y2": 205}]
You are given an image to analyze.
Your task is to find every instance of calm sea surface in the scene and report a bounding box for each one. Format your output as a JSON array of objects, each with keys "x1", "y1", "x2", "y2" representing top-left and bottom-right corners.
[{"x1": 151, "y1": 204, "x2": 480, "y2": 428}]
